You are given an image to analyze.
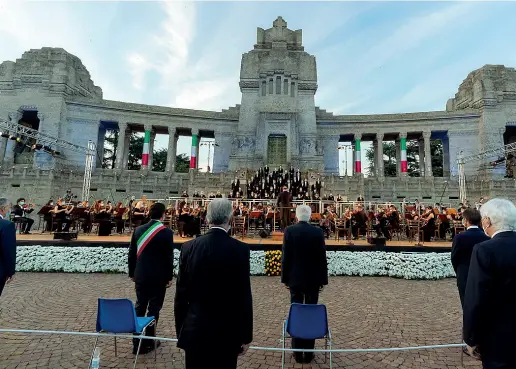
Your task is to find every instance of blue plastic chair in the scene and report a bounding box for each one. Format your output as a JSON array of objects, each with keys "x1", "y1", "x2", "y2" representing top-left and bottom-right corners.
[
  {"x1": 90, "y1": 298, "x2": 156, "y2": 369},
  {"x1": 281, "y1": 303, "x2": 332, "y2": 369}
]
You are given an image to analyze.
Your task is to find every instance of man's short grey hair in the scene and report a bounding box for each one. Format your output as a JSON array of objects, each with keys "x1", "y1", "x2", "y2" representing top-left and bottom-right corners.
[
  {"x1": 0, "y1": 197, "x2": 12, "y2": 211},
  {"x1": 296, "y1": 204, "x2": 312, "y2": 222},
  {"x1": 207, "y1": 198, "x2": 233, "y2": 226},
  {"x1": 480, "y1": 198, "x2": 516, "y2": 231}
]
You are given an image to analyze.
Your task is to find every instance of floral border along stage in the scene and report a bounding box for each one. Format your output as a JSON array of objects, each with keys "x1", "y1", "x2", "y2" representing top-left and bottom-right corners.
[{"x1": 15, "y1": 247, "x2": 456, "y2": 280}]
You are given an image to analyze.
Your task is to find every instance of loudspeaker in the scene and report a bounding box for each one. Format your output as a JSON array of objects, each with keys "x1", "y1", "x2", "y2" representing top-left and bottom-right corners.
[
  {"x1": 53, "y1": 232, "x2": 78, "y2": 240},
  {"x1": 259, "y1": 229, "x2": 269, "y2": 238}
]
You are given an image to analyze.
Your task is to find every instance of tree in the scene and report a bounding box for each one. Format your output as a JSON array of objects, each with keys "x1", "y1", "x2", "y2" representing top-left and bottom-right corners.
[
  {"x1": 365, "y1": 140, "x2": 443, "y2": 177},
  {"x1": 103, "y1": 132, "x2": 190, "y2": 172},
  {"x1": 102, "y1": 129, "x2": 118, "y2": 169}
]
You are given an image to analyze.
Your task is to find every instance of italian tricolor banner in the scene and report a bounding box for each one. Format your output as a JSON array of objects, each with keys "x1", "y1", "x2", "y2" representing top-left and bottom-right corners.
[
  {"x1": 400, "y1": 137, "x2": 408, "y2": 173},
  {"x1": 354, "y1": 139, "x2": 361, "y2": 173},
  {"x1": 137, "y1": 221, "x2": 166, "y2": 257},
  {"x1": 190, "y1": 134, "x2": 198, "y2": 169},
  {"x1": 142, "y1": 130, "x2": 151, "y2": 168}
]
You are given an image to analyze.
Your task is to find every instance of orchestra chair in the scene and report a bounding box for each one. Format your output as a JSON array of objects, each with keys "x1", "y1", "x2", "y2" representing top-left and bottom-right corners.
[
  {"x1": 281, "y1": 303, "x2": 332, "y2": 369},
  {"x1": 334, "y1": 219, "x2": 348, "y2": 241},
  {"x1": 407, "y1": 220, "x2": 424, "y2": 243},
  {"x1": 232, "y1": 216, "x2": 246, "y2": 240},
  {"x1": 453, "y1": 220, "x2": 465, "y2": 235},
  {"x1": 91, "y1": 298, "x2": 156, "y2": 369}
]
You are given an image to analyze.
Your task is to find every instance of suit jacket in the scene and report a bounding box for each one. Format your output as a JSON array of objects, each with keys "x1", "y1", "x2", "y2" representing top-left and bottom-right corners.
[
  {"x1": 174, "y1": 228, "x2": 253, "y2": 352},
  {"x1": 128, "y1": 220, "x2": 174, "y2": 284},
  {"x1": 276, "y1": 191, "x2": 292, "y2": 208},
  {"x1": 464, "y1": 231, "x2": 516, "y2": 366},
  {"x1": 0, "y1": 218, "x2": 16, "y2": 282},
  {"x1": 281, "y1": 221, "x2": 328, "y2": 290},
  {"x1": 450, "y1": 227, "x2": 489, "y2": 307}
]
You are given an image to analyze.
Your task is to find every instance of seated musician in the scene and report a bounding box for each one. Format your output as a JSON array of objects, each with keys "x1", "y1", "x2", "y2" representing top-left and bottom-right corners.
[
  {"x1": 113, "y1": 202, "x2": 126, "y2": 234},
  {"x1": 233, "y1": 203, "x2": 246, "y2": 217},
  {"x1": 43, "y1": 199, "x2": 55, "y2": 232},
  {"x1": 94, "y1": 200, "x2": 112, "y2": 236},
  {"x1": 264, "y1": 205, "x2": 275, "y2": 231},
  {"x1": 374, "y1": 208, "x2": 390, "y2": 239},
  {"x1": 421, "y1": 206, "x2": 436, "y2": 242},
  {"x1": 439, "y1": 208, "x2": 455, "y2": 239},
  {"x1": 132, "y1": 197, "x2": 148, "y2": 227},
  {"x1": 319, "y1": 208, "x2": 332, "y2": 239},
  {"x1": 79, "y1": 201, "x2": 93, "y2": 233},
  {"x1": 54, "y1": 199, "x2": 73, "y2": 232},
  {"x1": 177, "y1": 206, "x2": 190, "y2": 238},
  {"x1": 351, "y1": 205, "x2": 367, "y2": 240},
  {"x1": 12, "y1": 198, "x2": 35, "y2": 234}
]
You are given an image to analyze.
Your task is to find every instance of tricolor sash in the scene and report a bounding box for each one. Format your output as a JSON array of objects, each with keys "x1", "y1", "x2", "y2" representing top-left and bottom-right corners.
[{"x1": 137, "y1": 221, "x2": 166, "y2": 258}]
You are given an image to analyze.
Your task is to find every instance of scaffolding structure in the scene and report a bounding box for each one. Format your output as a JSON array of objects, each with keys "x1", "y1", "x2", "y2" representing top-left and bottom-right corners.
[
  {"x1": 0, "y1": 118, "x2": 96, "y2": 201},
  {"x1": 456, "y1": 142, "x2": 516, "y2": 203}
]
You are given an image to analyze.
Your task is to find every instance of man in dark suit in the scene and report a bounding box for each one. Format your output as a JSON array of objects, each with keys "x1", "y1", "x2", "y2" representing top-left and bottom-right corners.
[
  {"x1": 175, "y1": 198, "x2": 253, "y2": 369},
  {"x1": 277, "y1": 186, "x2": 292, "y2": 230},
  {"x1": 0, "y1": 198, "x2": 16, "y2": 297},
  {"x1": 128, "y1": 202, "x2": 174, "y2": 355},
  {"x1": 451, "y1": 208, "x2": 489, "y2": 308},
  {"x1": 464, "y1": 198, "x2": 516, "y2": 368},
  {"x1": 281, "y1": 204, "x2": 328, "y2": 364}
]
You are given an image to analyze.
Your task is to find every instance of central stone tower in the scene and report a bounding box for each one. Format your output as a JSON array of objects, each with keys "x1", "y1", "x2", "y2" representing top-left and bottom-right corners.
[{"x1": 228, "y1": 17, "x2": 324, "y2": 171}]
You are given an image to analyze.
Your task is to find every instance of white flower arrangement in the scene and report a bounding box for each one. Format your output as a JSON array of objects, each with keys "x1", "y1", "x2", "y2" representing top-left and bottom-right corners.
[{"x1": 15, "y1": 247, "x2": 455, "y2": 280}]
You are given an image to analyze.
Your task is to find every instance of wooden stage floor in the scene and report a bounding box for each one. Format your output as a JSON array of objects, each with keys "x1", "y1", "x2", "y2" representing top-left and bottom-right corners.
[{"x1": 16, "y1": 233, "x2": 452, "y2": 252}]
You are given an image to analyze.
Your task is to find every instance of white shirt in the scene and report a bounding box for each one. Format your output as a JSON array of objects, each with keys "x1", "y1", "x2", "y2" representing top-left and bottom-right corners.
[
  {"x1": 467, "y1": 226, "x2": 479, "y2": 230},
  {"x1": 491, "y1": 229, "x2": 513, "y2": 238},
  {"x1": 210, "y1": 226, "x2": 228, "y2": 233},
  {"x1": 0, "y1": 214, "x2": 3, "y2": 219}
]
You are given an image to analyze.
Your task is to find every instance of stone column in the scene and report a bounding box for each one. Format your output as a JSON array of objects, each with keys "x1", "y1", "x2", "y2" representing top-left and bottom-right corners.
[
  {"x1": 114, "y1": 122, "x2": 127, "y2": 169},
  {"x1": 353, "y1": 133, "x2": 362, "y2": 176},
  {"x1": 399, "y1": 132, "x2": 408, "y2": 177},
  {"x1": 141, "y1": 123, "x2": 152, "y2": 170},
  {"x1": 190, "y1": 128, "x2": 199, "y2": 170},
  {"x1": 423, "y1": 131, "x2": 433, "y2": 177},
  {"x1": 372, "y1": 140, "x2": 378, "y2": 176},
  {"x1": 442, "y1": 134, "x2": 450, "y2": 177},
  {"x1": 0, "y1": 136, "x2": 7, "y2": 166},
  {"x1": 418, "y1": 138, "x2": 425, "y2": 176},
  {"x1": 377, "y1": 133, "x2": 384, "y2": 178},
  {"x1": 96, "y1": 123, "x2": 106, "y2": 168},
  {"x1": 395, "y1": 138, "x2": 400, "y2": 177},
  {"x1": 165, "y1": 126, "x2": 177, "y2": 173},
  {"x1": 4, "y1": 112, "x2": 21, "y2": 166},
  {"x1": 148, "y1": 130, "x2": 156, "y2": 170},
  {"x1": 122, "y1": 127, "x2": 131, "y2": 169}
]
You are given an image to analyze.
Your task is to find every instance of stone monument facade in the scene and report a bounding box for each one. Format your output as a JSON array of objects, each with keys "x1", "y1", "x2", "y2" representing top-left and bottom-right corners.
[{"x1": 1, "y1": 17, "x2": 516, "y2": 205}]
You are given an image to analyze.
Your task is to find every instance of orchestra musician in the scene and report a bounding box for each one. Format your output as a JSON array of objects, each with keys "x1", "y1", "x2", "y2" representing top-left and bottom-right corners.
[
  {"x1": 374, "y1": 207, "x2": 390, "y2": 239},
  {"x1": 54, "y1": 199, "x2": 73, "y2": 232},
  {"x1": 421, "y1": 206, "x2": 436, "y2": 242},
  {"x1": 113, "y1": 202, "x2": 126, "y2": 234},
  {"x1": 12, "y1": 198, "x2": 35, "y2": 234},
  {"x1": 94, "y1": 200, "x2": 112, "y2": 236},
  {"x1": 351, "y1": 205, "x2": 367, "y2": 239}
]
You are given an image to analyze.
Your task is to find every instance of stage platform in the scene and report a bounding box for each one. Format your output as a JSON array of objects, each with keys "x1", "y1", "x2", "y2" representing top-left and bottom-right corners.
[{"x1": 16, "y1": 233, "x2": 452, "y2": 253}]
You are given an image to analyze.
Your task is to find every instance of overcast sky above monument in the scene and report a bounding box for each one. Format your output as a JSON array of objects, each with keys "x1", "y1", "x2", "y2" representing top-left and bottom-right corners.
[{"x1": 1, "y1": 0, "x2": 515, "y2": 171}]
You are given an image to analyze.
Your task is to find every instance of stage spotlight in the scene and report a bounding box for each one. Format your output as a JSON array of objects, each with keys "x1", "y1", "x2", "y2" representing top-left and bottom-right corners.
[{"x1": 9, "y1": 135, "x2": 17, "y2": 140}]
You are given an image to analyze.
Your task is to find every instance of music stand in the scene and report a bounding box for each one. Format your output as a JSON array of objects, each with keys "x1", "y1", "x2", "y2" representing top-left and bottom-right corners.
[{"x1": 37, "y1": 206, "x2": 54, "y2": 233}]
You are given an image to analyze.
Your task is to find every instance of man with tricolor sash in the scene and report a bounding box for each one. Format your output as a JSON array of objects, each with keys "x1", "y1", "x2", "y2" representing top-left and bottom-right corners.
[{"x1": 128, "y1": 202, "x2": 174, "y2": 355}]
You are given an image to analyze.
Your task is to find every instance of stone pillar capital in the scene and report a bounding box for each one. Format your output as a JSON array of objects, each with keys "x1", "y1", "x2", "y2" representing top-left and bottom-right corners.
[
  {"x1": 191, "y1": 128, "x2": 200, "y2": 136},
  {"x1": 376, "y1": 132, "x2": 384, "y2": 140},
  {"x1": 399, "y1": 132, "x2": 407, "y2": 139},
  {"x1": 168, "y1": 126, "x2": 177, "y2": 135},
  {"x1": 354, "y1": 132, "x2": 363, "y2": 140},
  {"x1": 422, "y1": 131, "x2": 431, "y2": 139},
  {"x1": 37, "y1": 112, "x2": 44, "y2": 121},
  {"x1": 118, "y1": 121, "x2": 128, "y2": 130},
  {"x1": 143, "y1": 123, "x2": 153, "y2": 132},
  {"x1": 8, "y1": 111, "x2": 20, "y2": 123}
]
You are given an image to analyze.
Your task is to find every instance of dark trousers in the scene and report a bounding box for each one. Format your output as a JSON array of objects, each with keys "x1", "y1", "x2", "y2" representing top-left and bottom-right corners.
[
  {"x1": 133, "y1": 281, "x2": 167, "y2": 349},
  {"x1": 185, "y1": 349, "x2": 238, "y2": 369},
  {"x1": 290, "y1": 287, "x2": 319, "y2": 361},
  {"x1": 280, "y1": 208, "x2": 290, "y2": 230},
  {"x1": 16, "y1": 217, "x2": 34, "y2": 233}
]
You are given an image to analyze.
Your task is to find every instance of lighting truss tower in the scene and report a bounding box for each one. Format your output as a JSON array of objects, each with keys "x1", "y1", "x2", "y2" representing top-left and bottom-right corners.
[{"x1": 0, "y1": 118, "x2": 96, "y2": 201}]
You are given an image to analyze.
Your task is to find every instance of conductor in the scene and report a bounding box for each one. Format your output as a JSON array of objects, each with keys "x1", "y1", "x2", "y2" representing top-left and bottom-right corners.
[{"x1": 277, "y1": 186, "x2": 292, "y2": 230}]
